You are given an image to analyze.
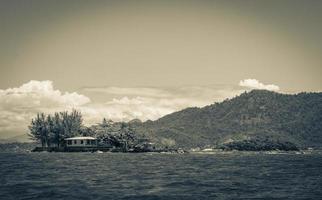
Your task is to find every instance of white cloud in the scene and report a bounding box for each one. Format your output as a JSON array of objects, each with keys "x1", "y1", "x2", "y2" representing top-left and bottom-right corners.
[
  {"x1": 0, "y1": 80, "x2": 91, "y2": 139},
  {"x1": 239, "y1": 79, "x2": 280, "y2": 91},
  {"x1": 80, "y1": 99, "x2": 175, "y2": 124},
  {"x1": 0, "y1": 80, "x2": 90, "y2": 109},
  {"x1": 79, "y1": 85, "x2": 244, "y2": 124},
  {"x1": 0, "y1": 80, "x2": 245, "y2": 139}
]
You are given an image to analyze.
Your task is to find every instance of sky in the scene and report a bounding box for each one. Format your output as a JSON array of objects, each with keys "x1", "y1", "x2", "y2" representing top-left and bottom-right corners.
[{"x1": 0, "y1": 0, "x2": 322, "y2": 139}]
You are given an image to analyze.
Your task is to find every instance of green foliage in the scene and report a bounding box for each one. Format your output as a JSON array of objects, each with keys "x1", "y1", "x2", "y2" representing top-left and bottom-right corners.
[
  {"x1": 138, "y1": 90, "x2": 322, "y2": 148},
  {"x1": 89, "y1": 119, "x2": 141, "y2": 151},
  {"x1": 219, "y1": 136, "x2": 299, "y2": 151},
  {"x1": 28, "y1": 113, "x2": 49, "y2": 147},
  {"x1": 28, "y1": 109, "x2": 83, "y2": 147}
]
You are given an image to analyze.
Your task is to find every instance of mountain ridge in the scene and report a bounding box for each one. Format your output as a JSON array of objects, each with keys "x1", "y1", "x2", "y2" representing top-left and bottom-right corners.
[{"x1": 135, "y1": 90, "x2": 322, "y2": 148}]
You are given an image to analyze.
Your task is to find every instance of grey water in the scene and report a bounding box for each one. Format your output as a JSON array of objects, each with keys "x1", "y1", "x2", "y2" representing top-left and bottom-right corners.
[{"x1": 1, "y1": 152, "x2": 322, "y2": 200}]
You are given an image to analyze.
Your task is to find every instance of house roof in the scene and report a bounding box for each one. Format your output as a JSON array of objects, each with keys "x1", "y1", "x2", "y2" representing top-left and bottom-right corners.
[{"x1": 65, "y1": 136, "x2": 96, "y2": 140}]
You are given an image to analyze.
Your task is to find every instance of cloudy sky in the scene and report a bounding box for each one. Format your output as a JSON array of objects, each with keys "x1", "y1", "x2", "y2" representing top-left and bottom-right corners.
[{"x1": 1, "y1": 0, "x2": 322, "y2": 139}]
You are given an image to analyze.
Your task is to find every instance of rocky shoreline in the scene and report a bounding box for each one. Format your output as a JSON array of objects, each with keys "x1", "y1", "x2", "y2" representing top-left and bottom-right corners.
[
  {"x1": 31, "y1": 146, "x2": 185, "y2": 153},
  {"x1": 0, "y1": 141, "x2": 313, "y2": 154}
]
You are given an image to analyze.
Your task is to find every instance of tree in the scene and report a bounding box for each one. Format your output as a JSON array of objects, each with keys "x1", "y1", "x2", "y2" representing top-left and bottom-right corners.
[
  {"x1": 46, "y1": 114, "x2": 54, "y2": 147},
  {"x1": 28, "y1": 115, "x2": 42, "y2": 146},
  {"x1": 51, "y1": 112, "x2": 63, "y2": 147},
  {"x1": 59, "y1": 109, "x2": 83, "y2": 139},
  {"x1": 100, "y1": 118, "x2": 114, "y2": 129},
  {"x1": 29, "y1": 110, "x2": 84, "y2": 147},
  {"x1": 80, "y1": 126, "x2": 96, "y2": 137},
  {"x1": 118, "y1": 123, "x2": 138, "y2": 151},
  {"x1": 28, "y1": 113, "x2": 49, "y2": 147}
]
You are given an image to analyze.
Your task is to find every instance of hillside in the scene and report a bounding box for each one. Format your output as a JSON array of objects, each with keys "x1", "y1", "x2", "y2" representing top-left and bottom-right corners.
[{"x1": 135, "y1": 90, "x2": 322, "y2": 149}]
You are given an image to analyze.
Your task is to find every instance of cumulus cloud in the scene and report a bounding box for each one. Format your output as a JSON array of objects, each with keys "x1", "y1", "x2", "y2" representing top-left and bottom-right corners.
[
  {"x1": 0, "y1": 80, "x2": 90, "y2": 138},
  {"x1": 78, "y1": 85, "x2": 244, "y2": 124},
  {"x1": 239, "y1": 79, "x2": 280, "y2": 91},
  {"x1": 0, "y1": 80, "x2": 90, "y2": 110},
  {"x1": 0, "y1": 80, "x2": 246, "y2": 139},
  {"x1": 80, "y1": 99, "x2": 175, "y2": 124}
]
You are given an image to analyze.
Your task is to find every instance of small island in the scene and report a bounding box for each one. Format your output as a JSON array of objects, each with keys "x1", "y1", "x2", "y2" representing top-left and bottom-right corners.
[{"x1": 29, "y1": 110, "x2": 179, "y2": 153}]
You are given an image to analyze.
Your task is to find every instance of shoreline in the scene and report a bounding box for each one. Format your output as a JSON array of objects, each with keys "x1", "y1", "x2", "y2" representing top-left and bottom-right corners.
[{"x1": 31, "y1": 146, "x2": 310, "y2": 154}]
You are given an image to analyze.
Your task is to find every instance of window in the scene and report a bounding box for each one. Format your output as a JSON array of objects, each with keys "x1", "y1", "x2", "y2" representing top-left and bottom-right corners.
[
  {"x1": 81, "y1": 140, "x2": 84, "y2": 144},
  {"x1": 74, "y1": 140, "x2": 77, "y2": 144},
  {"x1": 67, "y1": 140, "x2": 72, "y2": 145},
  {"x1": 86, "y1": 140, "x2": 90, "y2": 145}
]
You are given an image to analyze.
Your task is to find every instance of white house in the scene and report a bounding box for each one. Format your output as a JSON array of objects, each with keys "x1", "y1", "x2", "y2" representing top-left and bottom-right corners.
[{"x1": 65, "y1": 136, "x2": 97, "y2": 147}]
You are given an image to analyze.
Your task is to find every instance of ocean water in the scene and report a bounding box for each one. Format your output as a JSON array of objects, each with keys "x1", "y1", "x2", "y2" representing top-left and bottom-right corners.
[{"x1": 1, "y1": 152, "x2": 322, "y2": 200}]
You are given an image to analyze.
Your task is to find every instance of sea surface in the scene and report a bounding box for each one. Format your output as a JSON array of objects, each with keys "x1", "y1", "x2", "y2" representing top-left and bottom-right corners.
[{"x1": 1, "y1": 152, "x2": 322, "y2": 200}]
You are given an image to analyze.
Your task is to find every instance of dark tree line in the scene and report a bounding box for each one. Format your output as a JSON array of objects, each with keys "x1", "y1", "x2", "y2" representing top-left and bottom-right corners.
[
  {"x1": 29, "y1": 111, "x2": 147, "y2": 151},
  {"x1": 28, "y1": 110, "x2": 83, "y2": 147},
  {"x1": 89, "y1": 118, "x2": 141, "y2": 151}
]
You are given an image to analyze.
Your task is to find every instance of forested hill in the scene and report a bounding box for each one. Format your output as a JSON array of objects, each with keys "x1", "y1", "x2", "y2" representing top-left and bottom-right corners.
[{"x1": 137, "y1": 90, "x2": 322, "y2": 148}]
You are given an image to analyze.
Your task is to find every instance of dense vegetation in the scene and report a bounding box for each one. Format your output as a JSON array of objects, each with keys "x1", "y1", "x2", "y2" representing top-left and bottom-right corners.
[
  {"x1": 219, "y1": 137, "x2": 299, "y2": 151},
  {"x1": 28, "y1": 90, "x2": 322, "y2": 151},
  {"x1": 135, "y1": 90, "x2": 322, "y2": 149},
  {"x1": 28, "y1": 110, "x2": 83, "y2": 147},
  {"x1": 28, "y1": 111, "x2": 151, "y2": 151},
  {"x1": 84, "y1": 119, "x2": 153, "y2": 151}
]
